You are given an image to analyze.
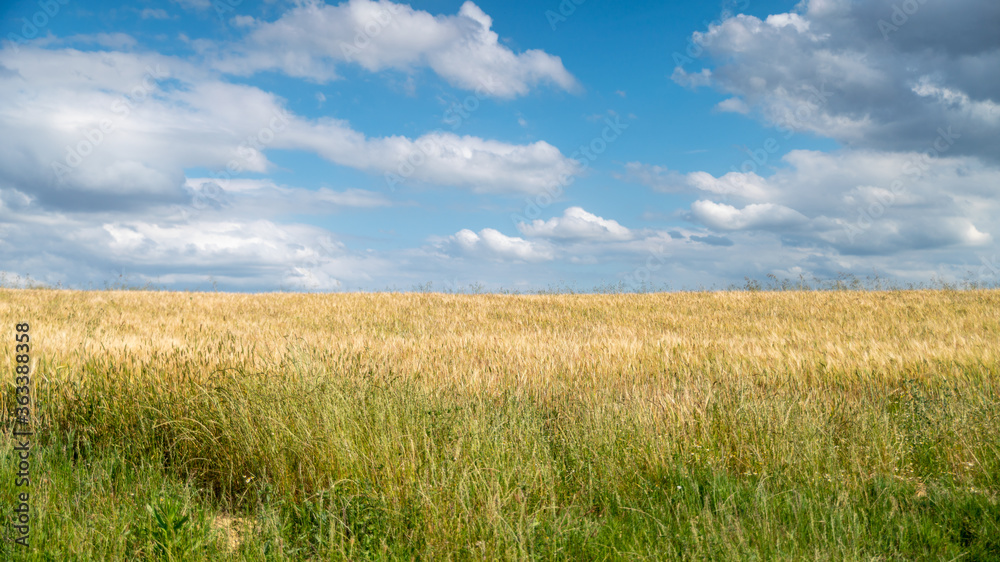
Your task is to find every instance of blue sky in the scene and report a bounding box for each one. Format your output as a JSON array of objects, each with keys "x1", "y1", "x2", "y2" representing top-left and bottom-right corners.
[{"x1": 1, "y1": 0, "x2": 998, "y2": 291}]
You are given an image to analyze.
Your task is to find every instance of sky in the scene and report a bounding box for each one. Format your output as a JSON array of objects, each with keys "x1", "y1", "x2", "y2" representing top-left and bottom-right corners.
[{"x1": 1, "y1": 0, "x2": 998, "y2": 292}]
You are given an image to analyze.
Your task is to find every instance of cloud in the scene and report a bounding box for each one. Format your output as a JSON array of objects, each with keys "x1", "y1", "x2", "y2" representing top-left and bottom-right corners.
[
  {"x1": 674, "y1": 0, "x2": 1000, "y2": 161},
  {"x1": 211, "y1": 0, "x2": 581, "y2": 98},
  {"x1": 450, "y1": 228, "x2": 554, "y2": 262},
  {"x1": 715, "y1": 97, "x2": 748, "y2": 114},
  {"x1": 329, "y1": 129, "x2": 579, "y2": 194},
  {"x1": 517, "y1": 207, "x2": 632, "y2": 241},
  {"x1": 0, "y1": 46, "x2": 580, "y2": 210},
  {"x1": 618, "y1": 162, "x2": 772, "y2": 199},
  {"x1": 686, "y1": 170, "x2": 773, "y2": 200},
  {"x1": 0, "y1": 184, "x2": 398, "y2": 291},
  {"x1": 681, "y1": 149, "x2": 998, "y2": 256},
  {"x1": 0, "y1": 39, "x2": 581, "y2": 291},
  {"x1": 671, "y1": 67, "x2": 711, "y2": 89},
  {"x1": 691, "y1": 200, "x2": 808, "y2": 231},
  {"x1": 660, "y1": 0, "x2": 1000, "y2": 268}
]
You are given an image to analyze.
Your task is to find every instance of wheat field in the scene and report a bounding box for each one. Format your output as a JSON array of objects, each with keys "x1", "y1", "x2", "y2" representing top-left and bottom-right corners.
[{"x1": 1, "y1": 288, "x2": 999, "y2": 559}]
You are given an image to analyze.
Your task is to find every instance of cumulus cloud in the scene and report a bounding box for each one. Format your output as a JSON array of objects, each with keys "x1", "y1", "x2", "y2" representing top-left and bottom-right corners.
[
  {"x1": 619, "y1": 162, "x2": 773, "y2": 200},
  {"x1": 682, "y1": 149, "x2": 998, "y2": 256},
  {"x1": 517, "y1": 207, "x2": 632, "y2": 241},
  {"x1": 450, "y1": 228, "x2": 554, "y2": 262},
  {"x1": 686, "y1": 170, "x2": 773, "y2": 200},
  {"x1": 671, "y1": 67, "x2": 711, "y2": 89},
  {"x1": 211, "y1": 0, "x2": 581, "y2": 98},
  {"x1": 0, "y1": 186, "x2": 397, "y2": 291},
  {"x1": 715, "y1": 97, "x2": 749, "y2": 114},
  {"x1": 334, "y1": 129, "x2": 579, "y2": 194},
  {"x1": 673, "y1": 0, "x2": 1000, "y2": 160},
  {"x1": 691, "y1": 200, "x2": 808, "y2": 231},
  {"x1": 0, "y1": 46, "x2": 579, "y2": 212},
  {"x1": 655, "y1": 0, "x2": 1000, "y2": 270},
  {"x1": 0, "y1": 36, "x2": 580, "y2": 290}
]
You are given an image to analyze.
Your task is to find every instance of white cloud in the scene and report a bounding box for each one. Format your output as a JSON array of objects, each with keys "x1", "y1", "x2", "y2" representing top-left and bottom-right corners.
[
  {"x1": 675, "y1": 0, "x2": 1000, "y2": 161},
  {"x1": 663, "y1": 0, "x2": 1000, "y2": 272},
  {"x1": 0, "y1": 46, "x2": 580, "y2": 205},
  {"x1": 211, "y1": 0, "x2": 581, "y2": 98},
  {"x1": 619, "y1": 163, "x2": 772, "y2": 200},
  {"x1": 687, "y1": 170, "x2": 773, "y2": 200},
  {"x1": 517, "y1": 207, "x2": 632, "y2": 241},
  {"x1": 671, "y1": 67, "x2": 711, "y2": 89},
  {"x1": 911, "y1": 76, "x2": 1000, "y2": 125},
  {"x1": 450, "y1": 228, "x2": 554, "y2": 262},
  {"x1": 691, "y1": 200, "x2": 808, "y2": 230},
  {"x1": 0, "y1": 185, "x2": 398, "y2": 291},
  {"x1": 682, "y1": 149, "x2": 998, "y2": 256},
  {"x1": 764, "y1": 13, "x2": 810, "y2": 33},
  {"x1": 327, "y1": 129, "x2": 580, "y2": 194},
  {"x1": 0, "y1": 40, "x2": 584, "y2": 291},
  {"x1": 715, "y1": 97, "x2": 749, "y2": 114}
]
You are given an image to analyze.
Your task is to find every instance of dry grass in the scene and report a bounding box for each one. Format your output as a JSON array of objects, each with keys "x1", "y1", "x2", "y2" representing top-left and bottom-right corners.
[{"x1": 8, "y1": 288, "x2": 999, "y2": 385}]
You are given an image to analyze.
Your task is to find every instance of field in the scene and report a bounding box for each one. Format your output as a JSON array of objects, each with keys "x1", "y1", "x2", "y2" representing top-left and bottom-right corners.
[{"x1": 1, "y1": 288, "x2": 999, "y2": 560}]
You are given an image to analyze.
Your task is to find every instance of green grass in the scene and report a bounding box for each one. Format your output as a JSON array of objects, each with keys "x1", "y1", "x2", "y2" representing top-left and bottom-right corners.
[{"x1": 3, "y1": 359, "x2": 999, "y2": 559}]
